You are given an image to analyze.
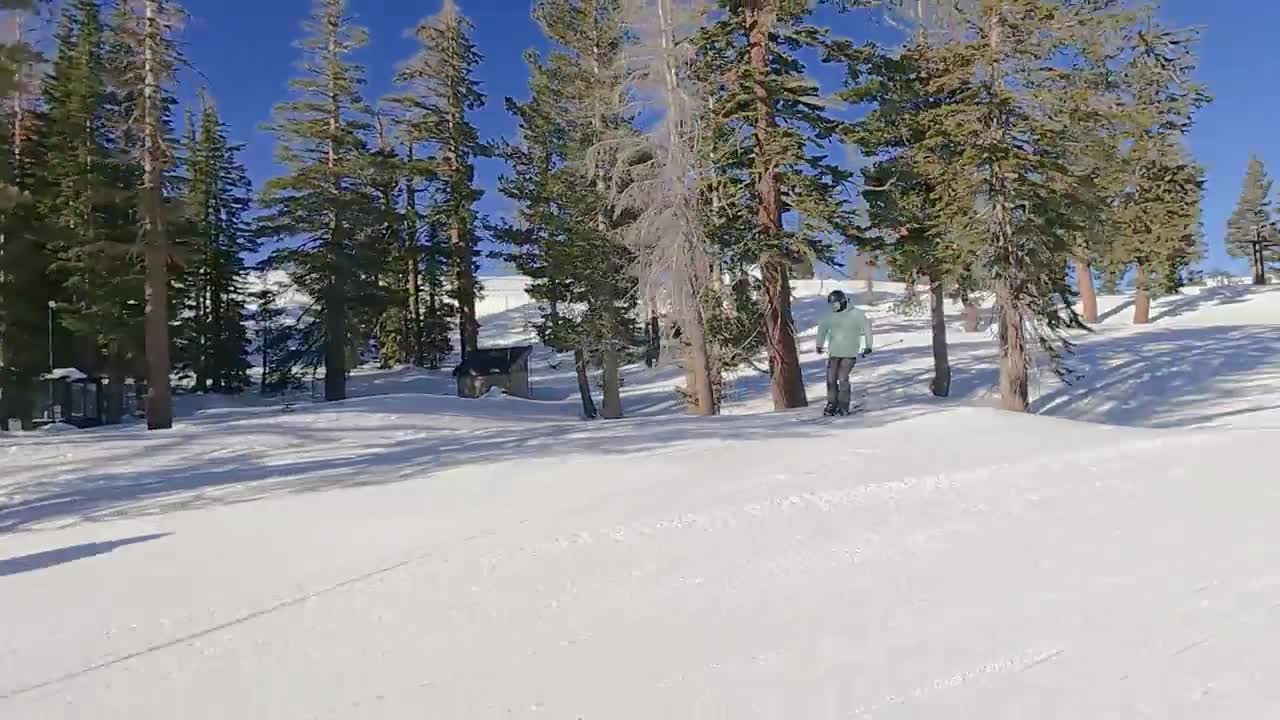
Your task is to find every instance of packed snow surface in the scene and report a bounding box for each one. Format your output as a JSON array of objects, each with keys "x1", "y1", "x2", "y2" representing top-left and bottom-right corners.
[{"x1": 3, "y1": 280, "x2": 1280, "y2": 718}]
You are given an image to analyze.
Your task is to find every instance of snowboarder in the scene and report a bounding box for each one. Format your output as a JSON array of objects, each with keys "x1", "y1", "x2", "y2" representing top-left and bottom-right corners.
[{"x1": 815, "y1": 290, "x2": 873, "y2": 416}]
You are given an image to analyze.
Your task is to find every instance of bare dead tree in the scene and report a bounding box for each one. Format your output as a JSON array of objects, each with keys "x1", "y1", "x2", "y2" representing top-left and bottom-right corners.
[{"x1": 608, "y1": 0, "x2": 718, "y2": 415}]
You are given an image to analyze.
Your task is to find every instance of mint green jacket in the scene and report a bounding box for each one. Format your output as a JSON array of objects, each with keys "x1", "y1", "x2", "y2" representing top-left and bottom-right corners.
[{"x1": 816, "y1": 306, "x2": 873, "y2": 358}]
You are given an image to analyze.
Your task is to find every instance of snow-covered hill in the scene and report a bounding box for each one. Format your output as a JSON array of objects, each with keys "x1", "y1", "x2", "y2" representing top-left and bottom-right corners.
[{"x1": 3, "y1": 280, "x2": 1280, "y2": 718}]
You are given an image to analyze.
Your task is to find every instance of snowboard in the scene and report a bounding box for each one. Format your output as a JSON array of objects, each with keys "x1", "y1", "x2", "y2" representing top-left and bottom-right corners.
[{"x1": 813, "y1": 403, "x2": 864, "y2": 423}]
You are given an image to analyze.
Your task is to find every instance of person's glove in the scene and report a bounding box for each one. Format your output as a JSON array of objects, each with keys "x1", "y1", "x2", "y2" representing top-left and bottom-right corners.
[
  {"x1": 816, "y1": 346, "x2": 826, "y2": 355},
  {"x1": 861, "y1": 348, "x2": 872, "y2": 358}
]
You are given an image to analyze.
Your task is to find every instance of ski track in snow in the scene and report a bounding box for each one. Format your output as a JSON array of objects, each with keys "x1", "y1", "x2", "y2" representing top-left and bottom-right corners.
[{"x1": 496, "y1": 432, "x2": 1186, "y2": 568}]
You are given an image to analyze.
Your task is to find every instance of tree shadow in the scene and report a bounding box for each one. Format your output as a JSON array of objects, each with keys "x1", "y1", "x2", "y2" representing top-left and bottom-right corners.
[
  {"x1": 1149, "y1": 285, "x2": 1273, "y2": 323},
  {"x1": 1034, "y1": 325, "x2": 1280, "y2": 427},
  {"x1": 0, "y1": 533, "x2": 170, "y2": 578},
  {"x1": 1096, "y1": 298, "x2": 1136, "y2": 324},
  {"x1": 0, "y1": 396, "x2": 931, "y2": 533}
]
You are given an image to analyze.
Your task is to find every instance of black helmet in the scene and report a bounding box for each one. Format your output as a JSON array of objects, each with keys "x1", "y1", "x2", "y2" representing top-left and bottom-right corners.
[{"x1": 827, "y1": 290, "x2": 848, "y2": 311}]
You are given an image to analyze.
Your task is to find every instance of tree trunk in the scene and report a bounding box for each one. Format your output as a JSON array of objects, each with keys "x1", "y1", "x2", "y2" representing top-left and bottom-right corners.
[
  {"x1": 996, "y1": 282, "x2": 1029, "y2": 412},
  {"x1": 684, "y1": 305, "x2": 716, "y2": 416},
  {"x1": 210, "y1": 279, "x2": 226, "y2": 391},
  {"x1": 1076, "y1": 258, "x2": 1098, "y2": 324},
  {"x1": 746, "y1": 0, "x2": 806, "y2": 410},
  {"x1": 11, "y1": 11, "x2": 26, "y2": 172},
  {"x1": 194, "y1": 264, "x2": 208, "y2": 393},
  {"x1": 861, "y1": 256, "x2": 876, "y2": 306},
  {"x1": 586, "y1": 9, "x2": 623, "y2": 418},
  {"x1": 645, "y1": 313, "x2": 661, "y2": 368},
  {"x1": 656, "y1": 0, "x2": 714, "y2": 416},
  {"x1": 323, "y1": 291, "x2": 346, "y2": 401},
  {"x1": 929, "y1": 278, "x2": 951, "y2": 398},
  {"x1": 0, "y1": 368, "x2": 10, "y2": 432},
  {"x1": 444, "y1": 84, "x2": 478, "y2": 358},
  {"x1": 106, "y1": 347, "x2": 125, "y2": 424},
  {"x1": 1133, "y1": 264, "x2": 1152, "y2": 325},
  {"x1": 761, "y1": 256, "x2": 807, "y2": 408},
  {"x1": 601, "y1": 347, "x2": 623, "y2": 419},
  {"x1": 684, "y1": 363, "x2": 699, "y2": 412},
  {"x1": 142, "y1": 0, "x2": 172, "y2": 430},
  {"x1": 574, "y1": 348, "x2": 597, "y2": 419},
  {"x1": 260, "y1": 332, "x2": 269, "y2": 395},
  {"x1": 453, "y1": 220, "x2": 479, "y2": 358},
  {"x1": 986, "y1": 3, "x2": 1028, "y2": 413},
  {"x1": 962, "y1": 300, "x2": 980, "y2": 332},
  {"x1": 425, "y1": 225, "x2": 443, "y2": 370},
  {"x1": 323, "y1": 22, "x2": 346, "y2": 402},
  {"x1": 404, "y1": 152, "x2": 423, "y2": 367}
]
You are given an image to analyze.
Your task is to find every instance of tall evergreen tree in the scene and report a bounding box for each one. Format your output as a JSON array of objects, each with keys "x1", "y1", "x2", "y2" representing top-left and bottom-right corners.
[
  {"x1": 178, "y1": 98, "x2": 256, "y2": 391},
  {"x1": 0, "y1": 0, "x2": 50, "y2": 429},
  {"x1": 699, "y1": 0, "x2": 859, "y2": 411},
  {"x1": 1225, "y1": 155, "x2": 1274, "y2": 284},
  {"x1": 389, "y1": 0, "x2": 489, "y2": 361},
  {"x1": 908, "y1": 0, "x2": 1134, "y2": 412},
  {"x1": 365, "y1": 111, "x2": 408, "y2": 369},
  {"x1": 111, "y1": 0, "x2": 186, "y2": 429},
  {"x1": 847, "y1": 36, "x2": 962, "y2": 398},
  {"x1": 259, "y1": 0, "x2": 380, "y2": 402},
  {"x1": 499, "y1": 0, "x2": 639, "y2": 420},
  {"x1": 500, "y1": 45, "x2": 598, "y2": 417},
  {"x1": 1103, "y1": 20, "x2": 1209, "y2": 323},
  {"x1": 33, "y1": 0, "x2": 143, "y2": 422}
]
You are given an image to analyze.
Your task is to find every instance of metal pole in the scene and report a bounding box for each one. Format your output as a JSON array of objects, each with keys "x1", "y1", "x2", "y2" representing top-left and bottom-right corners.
[{"x1": 47, "y1": 300, "x2": 54, "y2": 417}]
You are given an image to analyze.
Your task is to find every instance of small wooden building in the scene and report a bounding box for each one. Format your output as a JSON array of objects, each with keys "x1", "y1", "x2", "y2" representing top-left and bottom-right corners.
[
  {"x1": 37, "y1": 370, "x2": 146, "y2": 428},
  {"x1": 453, "y1": 346, "x2": 533, "y2": 400},
  {"x1": 38, "y1": 369, "x2": 100, "y2": 427}
]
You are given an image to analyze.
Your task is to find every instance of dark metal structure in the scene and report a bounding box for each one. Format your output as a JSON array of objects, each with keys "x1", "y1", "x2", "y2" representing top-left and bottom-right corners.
[{"x1": 453, "y1": 346, "x2": 534, "y2": 400}]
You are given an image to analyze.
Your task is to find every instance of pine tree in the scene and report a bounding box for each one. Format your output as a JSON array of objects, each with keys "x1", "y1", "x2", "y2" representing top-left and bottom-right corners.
[
  {"x1": 699, "y1": 0, "x2": 859, "y2": 411},
  {"x1": 32, "y1": 0, "x2": 143, "y2": 422},
  {"x1": 416, "y1": 218, "x2": 454, "y2": 368},
  {"x1": 1103, "y1": 20, "x2": 1209, "y2": 323},
  {"x1": 365, "y1": 111, "x2": 408, "y2": 369},
  {"x1": 499, "y1": 0, "x2": 639, "y2": 420},
  {"x1": 389, "y1": 0, "x2": 489, "y2": 361},
  {"x1": 259, "y1": 0, "x2": 381, "y2": 402},
  {"x1": 0, "y1": 0, "x2": 49, "y2": 429},
  {"x1": 907, "y1": 0, "x2": 1135, "y2": 412},
  {"x1": 499, "y1": 47, "x2": 593, "y2": 416},
  {"x1": 110, "y1": 0, "x2": 186, "y2": 428},
  {"x1": 1225, "y1": 155, "x2": 1274, "y2": 284},
  {"x1": 847, "y1": 35, "x2": 964, "y2": 398},
  {"x1": 178, "y1": 98, "x2": 256, "y2": 391}
]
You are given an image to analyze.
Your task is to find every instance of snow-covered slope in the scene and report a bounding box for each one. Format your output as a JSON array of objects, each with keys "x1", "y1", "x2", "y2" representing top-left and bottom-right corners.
[{"x1": 4, "y1": 281, "x2": 1280, "y2": 718}]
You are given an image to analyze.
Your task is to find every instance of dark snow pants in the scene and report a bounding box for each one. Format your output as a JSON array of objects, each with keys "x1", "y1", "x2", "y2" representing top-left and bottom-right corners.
[{"x1": 826, "y1": 357, "x2": 856, "y2": 411}]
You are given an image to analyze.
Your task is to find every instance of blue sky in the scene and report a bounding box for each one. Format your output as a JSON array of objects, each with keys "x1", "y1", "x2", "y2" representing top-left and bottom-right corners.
[{"x1": 178, "y1": 0, "x2": 1280, "y2": 274}]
